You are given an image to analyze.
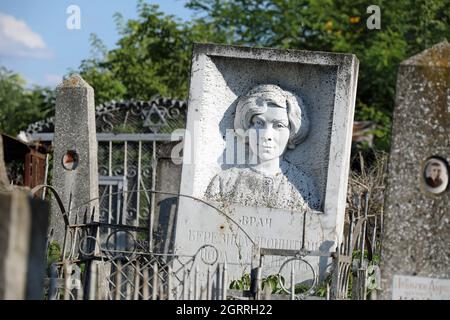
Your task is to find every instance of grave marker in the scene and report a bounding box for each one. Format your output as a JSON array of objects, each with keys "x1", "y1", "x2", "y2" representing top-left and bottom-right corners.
[
  {"x1": 381, "y1": 42, "x2": 450, "y2": 299},
  {"x1": 50, "y1": 74, "x2": 99, "y2": 243},
  {"x1": 174, "y1": 44, "x2": 359, "y2": 284}
]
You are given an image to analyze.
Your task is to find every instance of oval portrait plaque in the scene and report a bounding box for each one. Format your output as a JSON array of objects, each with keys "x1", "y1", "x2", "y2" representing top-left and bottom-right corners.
[
  {"x1": 62, "y1": 150, "x2": 79, "y2": 171},
  {"x1": 422, "y1": 157, "x2": 448, "y2": 195}
]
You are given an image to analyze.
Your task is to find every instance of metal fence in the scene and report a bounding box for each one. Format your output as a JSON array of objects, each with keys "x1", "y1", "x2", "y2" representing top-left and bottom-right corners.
[
  {"x1": 28, "y1": 98, "x2": 187, "y2": 252},
  {"x1": 38, "y1": 188, "x2": 230, "y2": 300},
  {"x1": 36, "y1": 185, "x2": 382, "y2": 301}
]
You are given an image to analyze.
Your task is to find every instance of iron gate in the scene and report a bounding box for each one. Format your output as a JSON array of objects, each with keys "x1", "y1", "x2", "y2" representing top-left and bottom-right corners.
[{"x1": 28, "y1": 98, "x2": 187, "y2": 250}]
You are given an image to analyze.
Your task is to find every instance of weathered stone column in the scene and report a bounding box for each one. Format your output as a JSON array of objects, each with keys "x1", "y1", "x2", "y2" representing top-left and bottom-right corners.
[
  {"x1": 0, "y1": 136, "x2": 49, "y2": 300},
  {"x1": 50, "y1": 74, "x2": 99, "y2": 244},
  {"x1": 0, "y1": 136, "x2": 11, "y2": 193},
  {"x1": 381, "y1": 42, "x2": 450, "y2": 299}
]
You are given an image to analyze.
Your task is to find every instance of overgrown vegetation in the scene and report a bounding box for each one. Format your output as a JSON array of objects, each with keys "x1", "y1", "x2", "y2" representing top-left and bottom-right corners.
[
  {"x1": 0, "y1": 66, "x2": 54, "y2": 136},
  {"x1": 346, "y1": 149, "x2": 388, "y2": 299},
  {"x1": 46, "y1": 241, "x2": 61, "y2": 272},
  {"x1": 2, "y1": 0, "x2": 447, "y2": 150},
  {"x1": 229, "y1": 272, "x2": 332, "y2": 298},
  {"x1": 227, "y1": 150, "x2": 388, "y2": 299},
  {"x1": 78, "y1": 0, "x2": 448, "y2": 151}
]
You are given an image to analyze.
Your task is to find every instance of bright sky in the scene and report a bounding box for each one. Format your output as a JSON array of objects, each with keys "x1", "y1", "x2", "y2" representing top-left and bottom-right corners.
[{"x1": 0, "y1": 0, "x2": 193, "y2": 88}]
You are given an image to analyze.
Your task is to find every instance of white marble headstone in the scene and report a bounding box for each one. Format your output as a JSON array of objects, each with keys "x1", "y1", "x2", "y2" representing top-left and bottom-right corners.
[{"x1": 173, "y1": 44, "x2": 358, "y2": 283}]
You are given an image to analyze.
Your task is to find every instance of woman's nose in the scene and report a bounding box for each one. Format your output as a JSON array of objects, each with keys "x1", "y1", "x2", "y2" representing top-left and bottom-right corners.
[{"x1": 260, "y1": 127, "x2": 275, "y2": 141}]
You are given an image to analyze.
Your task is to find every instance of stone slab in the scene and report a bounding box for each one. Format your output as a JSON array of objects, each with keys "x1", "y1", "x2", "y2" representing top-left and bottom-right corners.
[
  {"x1": 175, "y1": 199, "x2": 333, "y2": 282},
  {"x1": 0, "y1": 191, "x2": 49, "y2": 299},
  {"x1": 174, "y1": 44, "x2": 359, "y2": 283},
  {"x1": 392, "y1": 275, "x2": 450, "y2": 300}
]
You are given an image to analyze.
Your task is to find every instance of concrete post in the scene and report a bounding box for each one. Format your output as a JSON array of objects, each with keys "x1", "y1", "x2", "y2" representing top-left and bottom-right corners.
[{"x1": 50, "y1": 74, "x2": 99, "y2": 244}]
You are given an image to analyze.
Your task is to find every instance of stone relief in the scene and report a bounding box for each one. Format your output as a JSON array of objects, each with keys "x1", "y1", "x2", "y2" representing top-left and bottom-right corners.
[{"x1": 205, "y1": 84, "x2": 321, "y2": 212}]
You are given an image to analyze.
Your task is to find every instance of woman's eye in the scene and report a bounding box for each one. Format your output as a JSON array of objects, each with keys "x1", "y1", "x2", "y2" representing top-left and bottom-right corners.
[
  {"x1": 253, "y1": 119, "x2": 264, "y2": 126},
  {"x1": 276, "y1": 123, "x2": 287, "y2": 129}
]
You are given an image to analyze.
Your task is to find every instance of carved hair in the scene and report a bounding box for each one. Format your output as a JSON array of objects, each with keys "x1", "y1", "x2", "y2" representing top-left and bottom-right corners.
[{"x1": 234, "y1": 84, "x2": 310, "y2": 149}]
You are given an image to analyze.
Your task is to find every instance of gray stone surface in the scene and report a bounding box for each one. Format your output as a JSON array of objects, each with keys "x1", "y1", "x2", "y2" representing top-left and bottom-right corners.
[
  {"x1": 50, "y1": 74, "x2": 99, "y2": 244},
  {"x1": 204, "y1": 84, "x2": 321, "y2": 211},
  {"x1": 154, "y1": 141, "x2": 182, "y2": 254},
  {"x1": 175, "y1": 200, "x2": 330, "y2": 281},
  {"x1": 174, "y1": 44, "x2": 358, "y2": 282},
  {"x1": 0, "y1": 136, "x2": 11, "y2": 192},
  {"x1": 381, "y1": 42, "x2": 450, "y2": 299},
  {"x1": 391, "y1": 275, "x2": 450, "y2": 299},
  {"x1": 0, "y1": 190, "x2": 49, "y2": 299},
  {"x1": 25, "y1": 195, "x2": 50, "y2": 299}
]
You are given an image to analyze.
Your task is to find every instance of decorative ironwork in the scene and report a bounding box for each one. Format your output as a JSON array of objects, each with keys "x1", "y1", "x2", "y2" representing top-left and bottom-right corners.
[
  {"x1": 38, "y1": 187, "x2": 243, "y2": 300},
  {"x1": 26, "y1": 97, "x2": 187, "y2": 135},
  {"x1": 36, "y1": 184, "x2": 377, "y2": 301}
]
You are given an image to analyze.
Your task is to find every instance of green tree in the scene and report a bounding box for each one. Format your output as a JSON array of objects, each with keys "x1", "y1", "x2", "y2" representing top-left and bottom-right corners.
[
  {"x1": 0, "y1": 66, "x2": 54, "y2": 136},
  {"x1": 78, "y1": 0, "x2": 448, "y2": 149},
  {"x1": 79, "y1": 1, "x2": 219, "y2": 104},
  {"x1": 186, "y1": 0, "x2": 449, "y2": 149}
]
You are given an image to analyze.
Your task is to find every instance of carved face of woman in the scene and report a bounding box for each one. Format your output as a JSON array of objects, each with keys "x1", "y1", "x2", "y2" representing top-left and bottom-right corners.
[{"x1": 248, "y1": 104, "x2": 290, "y2": 162}]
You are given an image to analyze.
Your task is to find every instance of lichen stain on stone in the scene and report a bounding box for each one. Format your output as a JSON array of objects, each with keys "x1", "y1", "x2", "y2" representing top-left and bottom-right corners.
[
  {"x1": 57, "y1": 74, "x2": 92, "y2": 90},
  {"x1": 402, "y1": 41, "x2": 450, "y2": 68},
  {"x1": 70, "y1": 77, "x2": 79, "y2": 87},
  {"x1": 421, "y1": 68, "x2": 449, "y2": 129},
  {"x1": 399, "y1": 42, "x2": 450, "y2": 133}
]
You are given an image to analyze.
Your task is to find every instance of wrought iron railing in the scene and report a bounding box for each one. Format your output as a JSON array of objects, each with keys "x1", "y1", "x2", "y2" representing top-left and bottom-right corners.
[{"x1": 32, "y1": 186, "x2": 377, "y2": 300}]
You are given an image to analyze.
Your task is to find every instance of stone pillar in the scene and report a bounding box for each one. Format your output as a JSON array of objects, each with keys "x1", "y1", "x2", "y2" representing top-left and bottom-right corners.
[
  {"x1": 50, "y1": 74, "x2": 99, "y2": 244},
  {"x1": 0, "y1": 137, "x2": 49, "y2": 299},
  {"x1": 0, "y1": 136, "x2": 11, "y2": 192},
  {"x1": 381, "y1": 42, "x2": 450, "y2": 299},
  {"x1": 154, "y1": 141, "x2": 182, "y2": 254}
]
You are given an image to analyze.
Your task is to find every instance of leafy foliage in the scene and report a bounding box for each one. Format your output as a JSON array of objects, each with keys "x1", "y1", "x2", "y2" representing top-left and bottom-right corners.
[
  {"x1": 229, "y1": 273, "x2": 251, "y2": 290},
  {"x1": 262, "y1": 274, "x2": 285, "y2": 294},
  {"x1": 46, "y1": 241, "x2": 61, "y2": 271},
  {"x1": 346, "y1": 150, "x2": 388, "y2": 299},
  {"x1": 229, "y1": 272, "x2": 332, "y2": 298},
  {"x1": 0, "y1": 67, "x2": 54, "y2": 135},
  {"x1": 2, "y1": 0, "x2": 449, "y2": 142},
  {"x1": 78, "y1": 1, "x2": 218, "y2": 105},
  {"x1": 186, "y1": 0, "x2": 449, "y2": 149}
]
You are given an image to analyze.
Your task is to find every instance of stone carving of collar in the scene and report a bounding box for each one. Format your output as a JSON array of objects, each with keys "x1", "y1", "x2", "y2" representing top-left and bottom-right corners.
[{"x1": 247, "y1": 163, "x2": 288, "y2": 177}]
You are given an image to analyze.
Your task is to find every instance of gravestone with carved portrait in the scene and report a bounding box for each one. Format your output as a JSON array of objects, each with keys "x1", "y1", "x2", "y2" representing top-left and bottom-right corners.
[
  {"x1": 173, "y1": 44, "x2": 359, "y2": 286},
  {"x1": 381, "y1": 42, "x2": 450, "y2": 300}
]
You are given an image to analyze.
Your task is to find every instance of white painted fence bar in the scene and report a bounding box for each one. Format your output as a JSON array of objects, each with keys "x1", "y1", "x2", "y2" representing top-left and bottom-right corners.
[
  {"x1": 291, "y1": 263, "x2": 295, "y2": 300},
  {"x1": 142, "y1": 269, "x2": 149, "y2": 300},
  {"x1": 222, "y1": 263, "x2": 228, "y2": 300},
  {"x1": 133, "y1": 262, "x2": 140, "y2": 300},
  {"x1": 30, "y1": 133, "x2": 182, "y2": 142},
  {"x1": 182, "y1": 269, "x2": 187, "y2": 300},
  {"x1": 63, "y1": 263, "x2": 71, "y2": 300},
  {"x1": 115, "y1": 261, "x2": 122, "y2": 300},
  {"x1": 194, "y1": 266, "x2": 199, "y2": 300},
  {"x1": 206, "y1": 267, "x2": 212, "y2": 300},
  {"x1": 167, "y1": 266, "x2": 173, "y2": 300},
  {"x1": 189, "y1": 276, "x2": 193, "y2": 300},
  {"x1": 152, "y1": 262, "x2": 158, "y2": 300}
]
